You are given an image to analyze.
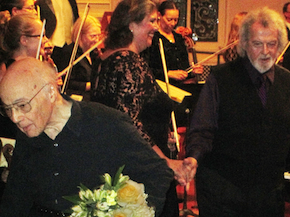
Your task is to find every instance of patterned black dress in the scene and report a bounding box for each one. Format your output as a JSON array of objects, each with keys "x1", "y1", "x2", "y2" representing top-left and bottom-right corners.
[{"x1": 91, "y1": 50, "x2": 174, "y2": 157}]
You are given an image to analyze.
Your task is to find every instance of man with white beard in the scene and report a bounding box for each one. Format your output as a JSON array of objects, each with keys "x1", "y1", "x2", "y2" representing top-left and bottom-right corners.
[{"x1": 185, "y1": 7, "x2": 290, "y2": 217}]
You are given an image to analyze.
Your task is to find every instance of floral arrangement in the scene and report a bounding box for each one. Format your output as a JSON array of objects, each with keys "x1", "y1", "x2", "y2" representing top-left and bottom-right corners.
[{"x1": 63, "y1": 165, "x2": 155, "y2": 217}]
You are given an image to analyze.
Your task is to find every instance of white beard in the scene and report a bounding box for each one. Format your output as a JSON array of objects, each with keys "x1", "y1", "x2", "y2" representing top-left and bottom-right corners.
[{"x1": 249, "y1": 55, "x2": 276, "y2": 74}]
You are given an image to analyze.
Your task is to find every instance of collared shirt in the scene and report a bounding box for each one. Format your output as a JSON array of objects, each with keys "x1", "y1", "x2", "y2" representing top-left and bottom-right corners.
[
  {"x1": 0, "y1": 96, "x2": 173, "y2": 217},
  {"x1": 186, "y1": 56, "x2": 276, "y2": 161},
  {"x1": 243, "y1": 57, "x2": 274, "y2": 91}
]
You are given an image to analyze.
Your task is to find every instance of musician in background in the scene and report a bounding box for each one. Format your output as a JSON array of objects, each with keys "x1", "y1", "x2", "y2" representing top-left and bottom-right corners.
[
  {"x1": 53, "y1": 15, "x2": 102, "y2": 101},
  {"x1": 222, "y1": 11, "x2": 247, "y2": 63},
  {"x1": 0, "y1": 13, "x2": 62, "y2": 87},
  {"x1": 35, "y1": 0, "x2": 79, "y2": 66},
  {"x1": 144, "y1": 0, "x2": 203, "y2": 127},
  {"x1": 0, "y1": 0, "x2": 37, "y2": 17},
  {"x1": 147, "y1": 1, "x2": 202, "y2": 88},
  {"x1": 0, "y1": 13, "x2": 48, "y2": 66}
]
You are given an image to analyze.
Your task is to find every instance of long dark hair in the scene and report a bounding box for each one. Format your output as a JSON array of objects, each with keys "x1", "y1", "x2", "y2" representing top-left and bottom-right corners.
[{"x1": 105, "y1": 0, "x2": 157, "y2": 50}]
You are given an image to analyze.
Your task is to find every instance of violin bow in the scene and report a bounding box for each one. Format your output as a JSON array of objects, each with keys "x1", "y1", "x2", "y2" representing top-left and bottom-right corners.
[
  {"x1": 159, "y1": 38, "x2": 180, "y2": 153},
  {"x1": 36, "y1": 19, "x2": 46, "y2": 60},
  {"x1": 57, "y1": 37, "x2": 104, "y2": 78},
  {"x1": 186, "y1": 39, "x2": 239, "y2": 73},
  {"x1": 61, "y1": 3, "x2": 90, "y2": 94},
  {"x1": 276, "y1": 41, "x2": 290, "y2": 64},
  {"x1": 36, "y1": 5, "x2": 41, "y2": 20}
]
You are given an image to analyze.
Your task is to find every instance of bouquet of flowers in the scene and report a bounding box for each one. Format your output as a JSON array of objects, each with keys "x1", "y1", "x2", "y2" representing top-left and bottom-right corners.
[{"x1": 63, "y1": 165, "x2": 155, "y2": 217}]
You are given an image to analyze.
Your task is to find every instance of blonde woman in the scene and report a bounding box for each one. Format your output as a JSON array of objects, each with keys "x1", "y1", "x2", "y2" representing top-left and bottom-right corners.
[
  {"x1": 223, "y1": 11, "x2": 247, "y2": 62},
  {"x1": 53, "y1": 15, "x2": 102, "y2": 101}
]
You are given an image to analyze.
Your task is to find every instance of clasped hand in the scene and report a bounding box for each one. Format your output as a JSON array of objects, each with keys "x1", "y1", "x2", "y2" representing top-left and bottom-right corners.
[{"x1": 167, "y1": 157, "x2": 198, "y2": 186}]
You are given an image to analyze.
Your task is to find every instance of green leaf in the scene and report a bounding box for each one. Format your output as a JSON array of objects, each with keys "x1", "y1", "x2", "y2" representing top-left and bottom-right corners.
[
  {"x1": 62, "y1": 208, "x2": 73, "y2": 214},
  {"x1": 63, "y1": 194, "x2": 82, "y2": 204},
  {"x1": 103, "y1": 182, "x2": 111, "y2": 190},
  {"x1": 79, "y1": 183, "x2": 90, "y2": 191},
  {"x1": 113, "y1": 165, "x2": 125, "y2": 186}
]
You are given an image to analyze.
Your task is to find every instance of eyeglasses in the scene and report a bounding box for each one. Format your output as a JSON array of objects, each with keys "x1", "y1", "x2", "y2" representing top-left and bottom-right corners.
[
  {"x1": 24, "y1": 34, "x2": 41, "y2": 38},
  {"x1": 87, "y1": 34, "x2": 102, "y2": 40},
  {"x1": 0, "y1": 83, "x2": 49, "y2": 118},
  {"x1": 22, "y1": 5, "x2": 36, "y2": 12}
]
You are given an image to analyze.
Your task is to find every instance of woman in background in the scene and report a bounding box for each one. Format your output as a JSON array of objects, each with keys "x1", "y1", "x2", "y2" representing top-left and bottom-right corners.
[
  {"x1": 146, "y1": 0, "x2": 203, "y2": 127},
  {"x1": 0, "y1": 13, "x2": 61, "y2": 86},
  {"x1": 53, "y1": 15, "x2": 102, "y2": 101},
  {"x1": 147, "y1": 1, "x2": 202, "y2": 87},
  {"x1": 0, "y1": 0, "x2": 37, "y2": 17},
  {"x1": 0, "y1": 13, "x2": 48, "y2": 66},
  {"x1": 222, "y1": 11, "x2": 248, "y2": 62}
]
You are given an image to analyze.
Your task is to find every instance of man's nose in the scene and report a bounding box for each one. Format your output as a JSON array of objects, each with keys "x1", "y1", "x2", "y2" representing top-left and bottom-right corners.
[
  {"x1": 10, "y1": 108, "x2": 23, "y2": 124},
  {"x1": 262, "y1": 44, "x2": 270, "y2": 54}
]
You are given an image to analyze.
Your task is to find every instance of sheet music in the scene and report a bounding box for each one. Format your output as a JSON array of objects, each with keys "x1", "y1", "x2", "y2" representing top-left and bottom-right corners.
[{"x1": 156, "y1": 79, "x2": 192, "y2": 103}]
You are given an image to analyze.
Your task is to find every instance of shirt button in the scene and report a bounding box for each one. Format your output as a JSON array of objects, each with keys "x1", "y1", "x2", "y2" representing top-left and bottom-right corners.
[
  {"x1": 54, "y1": 172, "x2": 59, "y2": 176},
  {"x1": 54, "y1": 143, "x2": 58, "y2": 147}
]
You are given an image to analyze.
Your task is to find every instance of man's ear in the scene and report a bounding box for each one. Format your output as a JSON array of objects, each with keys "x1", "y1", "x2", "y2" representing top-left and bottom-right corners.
[
  {"x1": 241, "y1": 40, "x2": 247, "y2": 51},
  {"x1": 11, "y1": 7, "x2": 19, "y2": 16}
]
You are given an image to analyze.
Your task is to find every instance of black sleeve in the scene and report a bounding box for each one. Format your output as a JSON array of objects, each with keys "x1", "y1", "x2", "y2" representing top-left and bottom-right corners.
[{"x1": 0, "y1": 137, "x2": 34, "y2": 217}]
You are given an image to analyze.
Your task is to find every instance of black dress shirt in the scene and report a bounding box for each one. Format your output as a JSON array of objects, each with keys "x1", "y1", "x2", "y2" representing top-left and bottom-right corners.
[{"x1": 0, "y1": 96, "x2": 173, "y2": 217}]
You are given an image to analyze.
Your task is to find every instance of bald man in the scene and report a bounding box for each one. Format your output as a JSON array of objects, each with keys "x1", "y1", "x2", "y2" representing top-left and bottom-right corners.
[{"x1": 0, "y1": 57, "x2": 173, "y2": 217}]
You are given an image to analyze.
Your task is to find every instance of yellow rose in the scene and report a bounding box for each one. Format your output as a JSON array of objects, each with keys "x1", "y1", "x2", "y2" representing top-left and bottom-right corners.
[
  {"x1": 113, "y1": 204, "x2": 155, "y2": 217},
  {"x1": 113, "y1": 207, "x2": 133, "y2": 217},
  {"x1": 117, "y1": 180, "x2": 146, "y2": 205},
  {"x1": 113, "y1": 213, "x2": 126, "y2": 217}
]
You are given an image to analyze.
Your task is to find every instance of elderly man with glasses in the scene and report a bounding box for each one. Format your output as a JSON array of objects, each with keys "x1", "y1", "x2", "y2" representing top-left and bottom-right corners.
[{"x1": 0, "y1": 57, "x2": 173, "y2": 217}]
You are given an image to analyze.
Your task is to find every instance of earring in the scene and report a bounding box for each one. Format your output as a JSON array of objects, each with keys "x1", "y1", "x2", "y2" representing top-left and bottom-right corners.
[{"x1": 130, "y1": 29, "x2": 133, "y2": 33}]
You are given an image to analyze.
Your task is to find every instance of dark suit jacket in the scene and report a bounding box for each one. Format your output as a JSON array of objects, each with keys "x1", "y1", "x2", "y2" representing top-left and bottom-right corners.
[{"x1": 36, "y1": 0, "x2": 79, "y2": 39}]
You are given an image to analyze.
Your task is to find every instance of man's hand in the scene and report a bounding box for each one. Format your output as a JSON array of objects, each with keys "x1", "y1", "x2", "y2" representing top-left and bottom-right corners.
[
  {"x1": 182, "y1": 157, "x2": 198, "y2": 183},
  {"x1": 167, "y1": 157, "x2": 198, "y2": 186},
  {"x1": 152, "y1": 145, "x2": 198, "y2": 185}
]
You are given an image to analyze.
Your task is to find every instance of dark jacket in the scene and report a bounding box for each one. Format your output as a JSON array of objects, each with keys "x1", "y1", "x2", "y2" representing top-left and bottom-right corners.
[{"x1": 202, "y1": 58, "x2": 290, "y2": 190}]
